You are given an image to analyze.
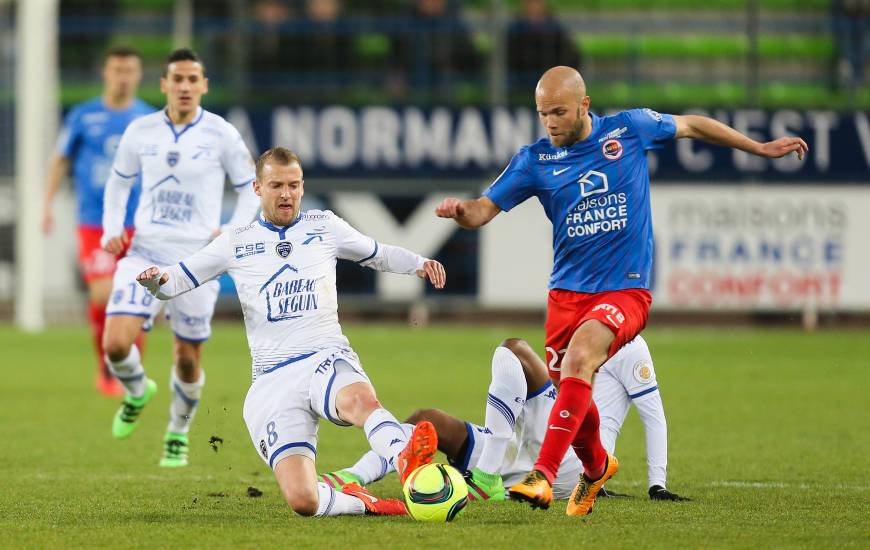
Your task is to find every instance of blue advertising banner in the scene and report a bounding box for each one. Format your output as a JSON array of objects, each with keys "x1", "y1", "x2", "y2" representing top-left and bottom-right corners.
[{"x1": 224, "y1": 107, "x2": 870, "y2": 181}]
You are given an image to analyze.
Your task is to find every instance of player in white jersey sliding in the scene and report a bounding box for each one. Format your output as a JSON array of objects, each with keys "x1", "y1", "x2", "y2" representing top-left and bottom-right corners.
[
  {"x1": 320, "y1": 336, "x2": 687, "y2": 502},
  {"x1": 101, "y1": 49, "x2": 260, "y2": 467},
  {"x1": 134, "y1": 147, "x2": 446, "y2": 517}
]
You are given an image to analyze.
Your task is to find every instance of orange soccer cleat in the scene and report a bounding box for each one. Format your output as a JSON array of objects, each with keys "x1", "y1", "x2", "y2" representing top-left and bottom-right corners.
[
  {"x1": 341, "y1": 483, "x2": 407, "y2": 516},
  {"x1": 508, "y1": 470, "x2": 553, "y2": 510},
  {"x1": 397, "y1": 421, "x2": 438, "y2": 484},
  {"x1": 566, "y1": 454, "x2": 619, "y2": 516}
]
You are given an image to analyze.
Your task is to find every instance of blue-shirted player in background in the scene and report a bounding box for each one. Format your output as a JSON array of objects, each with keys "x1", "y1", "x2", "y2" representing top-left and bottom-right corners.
[
  {"x1": 42, "y1": 46, "x2": 154, "y2": 397},
  {"x1": 436, "y1": 66, "x2": 808, "y2": 516}
]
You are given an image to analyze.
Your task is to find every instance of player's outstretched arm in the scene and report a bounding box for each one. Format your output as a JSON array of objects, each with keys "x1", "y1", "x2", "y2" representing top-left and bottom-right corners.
[
  {"x1": 673, "y1": 114, "x2": 808, "y2": 160},
  {"x1": 435, "y1": 196, "x2": 501, "y2": 229}
]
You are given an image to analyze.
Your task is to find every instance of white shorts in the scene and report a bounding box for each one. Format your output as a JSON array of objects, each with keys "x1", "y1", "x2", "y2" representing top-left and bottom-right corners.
[
  {"x1": 243, "y1": 347, "x2": 370, "y2": 469},
  {"x1": 451, "y1": 380, "x2": 583, "y2": 499},
  {"x1": 105, "y1": 254, "x2": 219, "y2": 342}
]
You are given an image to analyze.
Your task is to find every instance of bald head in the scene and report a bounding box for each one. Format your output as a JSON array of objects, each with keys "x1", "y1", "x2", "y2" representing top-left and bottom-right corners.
[
  {"x1": 535, "y1": 66, "x2": 591, "y2": 147},
  {"x1": 536, "y1": 66, "x2": 586, "y2": 103}
]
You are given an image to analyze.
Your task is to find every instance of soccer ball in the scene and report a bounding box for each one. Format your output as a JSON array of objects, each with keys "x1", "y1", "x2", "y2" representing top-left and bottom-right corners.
[{"x1": 402, "y1": 463, "x2": 468, "y2": 522}]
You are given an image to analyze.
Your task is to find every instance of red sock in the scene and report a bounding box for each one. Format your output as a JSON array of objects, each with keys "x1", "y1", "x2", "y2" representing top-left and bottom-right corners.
[
  {"x1": 571, "y1": 399, "x2": 608, "y2": 479},
  {"x1": 88, "y1": 301, "x2": 109, "y2": 378},
  {"x1": 533, "y1": 377, "x2": 593, "y2": 484}
]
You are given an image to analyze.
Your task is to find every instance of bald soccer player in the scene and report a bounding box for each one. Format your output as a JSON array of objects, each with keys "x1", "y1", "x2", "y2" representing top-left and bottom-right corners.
[{"x1": 435, "y1": 66, "x2": 807, "y2": 516}]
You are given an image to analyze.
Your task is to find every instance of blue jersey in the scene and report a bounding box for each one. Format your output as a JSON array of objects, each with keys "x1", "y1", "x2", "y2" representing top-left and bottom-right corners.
[
  {"x1": 483, "y1": 108, "x2": 676, "y2": 293},
  {"x1": 56, "y1": 97, "x2": 154, "y2": 227}
]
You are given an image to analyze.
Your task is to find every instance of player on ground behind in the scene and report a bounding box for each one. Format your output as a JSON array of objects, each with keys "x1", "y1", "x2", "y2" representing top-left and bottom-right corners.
[
  {"x1": 436, "y1": 66, "x2": 807, "y2": 515},
  {"x1": 135, "y1": 147, "x2": 447, "y2": 517},
  {"x1": 101, "y1": 49, "x2": 260, "y2": 467},
  {"x1": 320, "y1": 336, "x2": 687, "y2": 502},
  {"x1": 42, "y1": 46, "x2": 154, "y2": 397}
]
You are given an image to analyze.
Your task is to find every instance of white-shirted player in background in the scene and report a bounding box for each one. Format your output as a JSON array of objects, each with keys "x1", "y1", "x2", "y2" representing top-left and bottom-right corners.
[
  {"x1": 134, "y1": 147, "x2": 446, "y2": 517},
  {"x1": 101, "y1": 49, "x2": 260, "y2": 467},
  {"x1": 320, "y1": 335, "x2": 687, "y2": 502}
]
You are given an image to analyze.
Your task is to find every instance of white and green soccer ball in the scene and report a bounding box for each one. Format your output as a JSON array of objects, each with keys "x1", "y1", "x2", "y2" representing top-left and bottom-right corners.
[{"x1": 402, "y1": 463, "x2": 469, "y2": 522}]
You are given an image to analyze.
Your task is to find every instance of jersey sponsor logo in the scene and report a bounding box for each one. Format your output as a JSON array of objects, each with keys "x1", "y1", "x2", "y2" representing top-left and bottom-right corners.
[
  {"x1": 552, "y1": 167, "x2": 570, "y2": 176},
  {"x1": 578, "y1": 170, "x2": 609, "y2": 197},
  {"x1": 260, "y1": 264, "x2": 319, "y2": 322},
  {"x1": 276, "y1": 242, "x2": 293, "y2": 258},
  {"x1": 538, "y1": 150, "x2": 568, "y2": 161},
  {"x1": 178, "y1": 311, "x2": 209, "y2": 327},
  {"x1": 643, "y1": 108, "x2": 663, "y2": 122},
  {"x1": 633, "y1": 360, "x2": 653, "y2": 383},
  {"x1": 598, "y1": 126, "x2": 628, "y2": 143},
  {"x1": 234, "y1": 222, "x2": 256, "y2": 234},
  {"x1": 602, "y1": 139, "x2": 624, "y2": 160},
  {"x1": 235, "y1": 242, "x2": 266, "y2": 259},
  {"x1": 167, "y1": 150, "x2": 180, "y2": 167},
  {"x1": 565, "y1": 191, "x2": 629, "y2": 238}
]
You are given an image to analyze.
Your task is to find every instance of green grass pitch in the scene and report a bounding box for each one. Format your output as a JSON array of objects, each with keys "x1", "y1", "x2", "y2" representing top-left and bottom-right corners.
[{"x1": 1, "y1": 323, "x2": 868, "y2": 547}]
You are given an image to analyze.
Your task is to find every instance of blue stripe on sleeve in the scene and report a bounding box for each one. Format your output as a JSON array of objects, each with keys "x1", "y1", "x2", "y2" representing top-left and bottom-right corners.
[{"x1": 179, "y1": 262, "x2": 200, "y2": 288}]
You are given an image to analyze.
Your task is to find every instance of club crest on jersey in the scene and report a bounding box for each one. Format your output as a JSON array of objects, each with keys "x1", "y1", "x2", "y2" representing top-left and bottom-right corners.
[
  {"x1": 602, "y1": 139, "x2": 623, "y2": 160},
  {"x1": 166, "y1": 150, "x2": 180, "y2": 167},
  {"x1": 276, "y1": 242, "x2": 293, "y2": 258},
  {"x1": 633, "y1": 360, "x2": 653, "y2": 384}
]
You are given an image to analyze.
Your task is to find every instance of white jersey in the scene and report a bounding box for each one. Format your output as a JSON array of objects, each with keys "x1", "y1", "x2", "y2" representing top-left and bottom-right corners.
[
  {"x1": 102, "y1": 107, "x2": 258, "y2": 265},
  {"x1": 149, "y1": 210, "x2": 425, "y2": 381}
]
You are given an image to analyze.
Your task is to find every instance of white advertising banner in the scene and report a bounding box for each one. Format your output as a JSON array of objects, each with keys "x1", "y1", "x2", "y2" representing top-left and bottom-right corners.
[{"x1": 650, "y1": 185, "x2": 870, "y2": 311}]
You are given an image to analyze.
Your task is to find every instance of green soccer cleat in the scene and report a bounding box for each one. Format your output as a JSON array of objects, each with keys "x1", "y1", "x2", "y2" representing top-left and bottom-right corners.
[
  {"x1": 465, "y1": 468, "x2": 506, "y2": 502},
  {"x1": 318, "y1": 469, "x2": 364, "y2": 489},
  {"x1": 111, "y1": 378, "x2": 158, "y2": 439},
  {"x1": 159, "y1": 431, "x2": 189, "y2": 468}
]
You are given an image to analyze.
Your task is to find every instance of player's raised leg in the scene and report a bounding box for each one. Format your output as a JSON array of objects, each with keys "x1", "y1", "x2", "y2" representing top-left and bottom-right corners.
[
  {"x1": 335, "y1": 375, "x2": 437, "y2": 483},
  {"x1": 104, "y1": 313, "x2": 157, "y2": 438},
  {"x1": 509, "y1": 319, "x2": 613, "y2": 511}
]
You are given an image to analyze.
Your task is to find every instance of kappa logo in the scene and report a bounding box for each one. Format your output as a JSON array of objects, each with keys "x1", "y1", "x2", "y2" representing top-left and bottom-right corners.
[
  {"x1": 166, "y1": 150, "x2": 179, "y2": 167},
  {"x1": 602, "y1": 139, "x2": 624, "y2": 160},
  {"x1": 276, "y1": 242, "x2": 293, "y2": 258},
  {"x1": 578, "y1": 170, "x2": 609, "y2": 197}
]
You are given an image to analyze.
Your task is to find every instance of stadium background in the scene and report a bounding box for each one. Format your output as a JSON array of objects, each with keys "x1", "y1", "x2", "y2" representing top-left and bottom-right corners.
[{"x1": 1, "y1": 0, "x2": 869, "y2": 327}]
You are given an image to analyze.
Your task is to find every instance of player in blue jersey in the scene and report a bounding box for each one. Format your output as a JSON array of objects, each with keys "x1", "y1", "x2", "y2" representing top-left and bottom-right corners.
[
  {"x1": 436, "y1": 66, "x2": 807, "y2": 516},
  {"x1": 42, "y1": 46, "x2": 154, "y2": 397}
]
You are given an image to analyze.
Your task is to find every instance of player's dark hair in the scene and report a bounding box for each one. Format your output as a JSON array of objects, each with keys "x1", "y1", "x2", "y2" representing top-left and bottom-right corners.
[
  {"x1": 163, "y1": 48, "x2": 205, "y2": 75},
  {"x1": 103, "y1": 45, "x2": 141, "y2": 64},
  {"x1": 256, "y1": 147, "x2": 301, "y2": 179}
]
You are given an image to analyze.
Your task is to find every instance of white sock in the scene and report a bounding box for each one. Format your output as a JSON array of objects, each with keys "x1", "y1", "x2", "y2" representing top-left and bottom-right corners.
[
  {"x1": 363, "y1": 408, "x2": 408, "y2": 467},
  {"x1": 166, "y1": 369, "x2": 205, "y2": 434},
  {"x1": 475, "y1": 346, "x2": 526, "y2": 475},
  {"x1": 315, "y1": 482, "x2": 365, "y2": 516},
  {"x1": 346, "y1": 422, "x2": 410, "y2": 483},
  {"x1": 107, "y1": 345, "x2": 146, "y2": 397}
]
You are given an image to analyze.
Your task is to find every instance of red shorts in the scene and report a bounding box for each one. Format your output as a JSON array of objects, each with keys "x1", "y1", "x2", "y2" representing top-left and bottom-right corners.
[
  {"x1": 78, "y1": 226, "x2": 133, "y2": 282},
  {"x1": 544, "y1": 288, "x2": 652, "y2": 381}
]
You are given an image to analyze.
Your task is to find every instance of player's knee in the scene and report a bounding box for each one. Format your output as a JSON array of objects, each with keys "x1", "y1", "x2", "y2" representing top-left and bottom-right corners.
[
  {"x1": 103, "y1": 334, "x2": 131, "y2": 362},
  {"x1": 406, "y1": 408, "x2": 438, "y2": 425},
  {"x1": 285, "y1": 491, "x2": 319, "y2": 517},
  {"x1": 562, "y1": 347, "x2": 605, "y2": 377},
  {"x1": 498, "y1": 337, "x2": 529, "y2": 356}
]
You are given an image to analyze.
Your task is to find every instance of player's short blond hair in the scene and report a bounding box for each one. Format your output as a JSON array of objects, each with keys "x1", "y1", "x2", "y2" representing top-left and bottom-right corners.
[{"x1": 256, "y1": 147, "x2": 302, "y2": 180}]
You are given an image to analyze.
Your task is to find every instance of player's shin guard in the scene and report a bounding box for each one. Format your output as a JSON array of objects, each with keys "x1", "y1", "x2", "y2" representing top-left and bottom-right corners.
[
  {"x1": 107, "y1": 344, "x2": 146, "y2": 397},
  {"x1": 315, "y1": 482, "x2": 366, "y2": 516},
  {"x1": 533, "y1": 377, "x2": 592, "y2": 483},
  {"x1": 167, "y1": 369, "x2": 205, "y2": 434},
  {"x1": 476, "y1": 346, "x2": 526, "y2": 475},
  {"x1": 571, "y1": 400, "x2": 608, "y2": 479},
  {"x1": 363, "y1": 408, "x2": 408, "y2": 468}
]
